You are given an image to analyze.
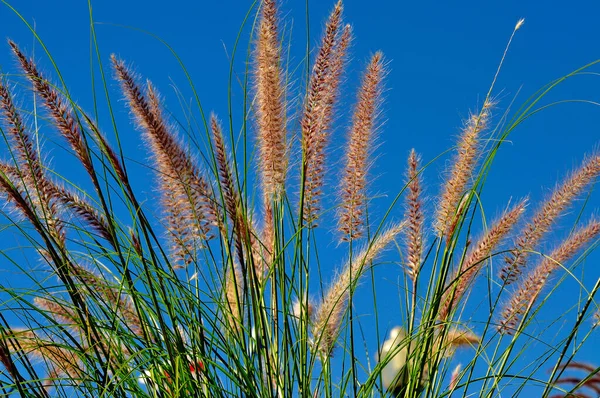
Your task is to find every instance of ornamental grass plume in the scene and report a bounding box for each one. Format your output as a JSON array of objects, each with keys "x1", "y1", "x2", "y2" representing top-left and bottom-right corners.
[
  {"x1": 0, "y1": 0, "x2": 600, "y2": 397},
  {"x1": 338, "y1": 51, "x2": 385, "y2": 241},
  {"x1": 9, "y1": 41, "x2": 94, "y2": 179},
  {"x1": 498, "y1": 219, "x2": 600, "y2": 335},
  {"x1": 501, "y1": 153, "x2": 600, "y2": 284},
  {"x1": 301, "y1": 0, "x2": 349, "y2": 226},
  {"x1": 0, "y1": 77, "x2": 64, "y2": 244},
  {"x1": 34, "y1": 297, "x2": 82, "y2": 336},
  {"x1": 254, "y1": 0, "x2": 287, "y2": 201},
  {"x1": 0, "y1": 81, "x2": 46, "y2": 193},
  {"x1": 223, "y1": 262, "x2": 244, "y2": 335},
  {"x1": 112, "y1": 56, "x2": 216, "y2": 266},
  {"x1": 548, "y1": 363, "x2": 600, "y2": 398},
  {"x1": 404, "y1": 149, "x2": 425, "y2": 282},
  {"x1": 438, "y1": 199, "x2": 527, "y2": 321},
  {"x1": 254, "y1": 0, "x2": 288, "y2": 268},
  {"x1": 7, "y1": 329, "x2": 83, "y2": 392},
  {"x1": 312, "y1": 222, "x2": 404, "y2": 356},
  {"x1": 211, "y1": 115, "x2": 245, "y2": 257},
  {"x1": 435, "y1": 100, "x2": 493, "y2": 241}
]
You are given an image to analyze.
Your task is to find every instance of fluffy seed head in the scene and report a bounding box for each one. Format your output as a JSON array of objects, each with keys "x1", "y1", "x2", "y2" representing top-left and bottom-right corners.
[
  {"x1": 254, "y1": 0, "x2": 287, "y2": 201},
  {"x1": 301, "y1": 1, "x2": 349, "y2": 226},
  {"x1": 498, "y1": 219, "x2": 600, "y2": 334},
  {"x1": 502, "y1": 153, "x2": 600, "y2": 284},
  {"x1": 111, "y1": 56, "x2": 216, "y2": 266},
  {"x1": 439, "y1": 199, "x2": 526, "y2": 321},
  {"x1": 312, "y1": 222, "x2": 404, "y2": 356},
  {"x1": 404, "y1": 149, "x2": 424, "y2": 281},
  {"x1": 338, "y1": 52, "x2": 385, "y2": 241},
  {"x1": 435, "y1": 100, "x2": 493, "y2": 240}
]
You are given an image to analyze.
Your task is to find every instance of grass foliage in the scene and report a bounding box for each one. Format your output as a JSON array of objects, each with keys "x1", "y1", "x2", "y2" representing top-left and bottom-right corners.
[{"x1": 0, "y1": 1, "x2": 599, "y2": 397}]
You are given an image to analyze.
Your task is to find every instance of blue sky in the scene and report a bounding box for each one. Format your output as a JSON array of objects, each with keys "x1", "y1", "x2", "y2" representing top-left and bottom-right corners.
[{"x1": 1, "y1": 0, "x2": 600, "y2": 396}]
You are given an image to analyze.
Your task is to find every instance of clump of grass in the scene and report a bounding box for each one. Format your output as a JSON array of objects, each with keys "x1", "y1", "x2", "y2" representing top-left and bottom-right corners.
[{"x1": 0, "y1": 1, "x2": 599, "y2": 397}]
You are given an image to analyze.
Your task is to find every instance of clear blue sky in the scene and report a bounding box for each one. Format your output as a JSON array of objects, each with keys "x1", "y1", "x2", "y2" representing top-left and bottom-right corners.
[{"x1": 1, "y1": 0, "x2": 599, "y2": 395}]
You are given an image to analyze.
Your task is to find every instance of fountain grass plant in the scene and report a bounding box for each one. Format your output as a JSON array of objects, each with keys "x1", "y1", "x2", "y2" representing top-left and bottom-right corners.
[{"x1": 0, "y1": 0, "x2": 599, "y2": 397}]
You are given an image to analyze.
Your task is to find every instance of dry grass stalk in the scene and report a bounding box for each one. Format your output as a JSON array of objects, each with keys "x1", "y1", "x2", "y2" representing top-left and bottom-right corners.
[
  {"x1": 338, "y1": 52, "x2": 385, "y2": 241},
  {"x1": 498, "y1": 219, "x2": 600, "y2": 335},
  {"x1": 111, "y1": 56, "x2": 216, "y2": 266},
  {"x1": 439, "y1": 200, "x2": 526, "y2": 321},
  {"x1": 312, "y1": 222, "x2": 404, "y2": 356},
  {"x1": 404, "y1": 149, "x2": 424, "y2": 281},
  {"x1": 502, "y1": 154, "x2": 600, "y2": 284},
  {"x1": 301, "y1": 1, "x2": 347, "y2": 226},
  {"x1": 435, "y1": 100, "x2": 493, "y2": 240},
  {"x1": 9, "y1": 41, "x2": 94, "y2": 178},
  {"x1": 224, "y1": 262, "x2": 244, "y2": 334}
]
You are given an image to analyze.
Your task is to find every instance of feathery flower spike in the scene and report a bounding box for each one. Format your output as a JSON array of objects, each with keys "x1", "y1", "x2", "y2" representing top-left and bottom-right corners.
[
  {"x1": 338, "y1": 52, "x2": 385, "y2": 241},
  {"x1": 112, "y1": 56, "x2": 216, "y2": 266},
  {"x1": 502, "y1": 153, "x2": 600, "y2": 284},
  {"x1": 404, "y1": 149, "x2": 424, "y2": 281},
  {"x1": 313, "y1": 222, "x2": 404, "y2": 356},
  {"x1": 439, "y1": 199, "x2": 526, "y2": 321},
  {"x1": 435, "y1": 100, "x2": 493, "y2": 240},
  {"x1": 499, "y1": 219, "x2": 600, "y2": 334},
  {"x1": 302, "y1": 1, "x2": 347, "y2": 225}
]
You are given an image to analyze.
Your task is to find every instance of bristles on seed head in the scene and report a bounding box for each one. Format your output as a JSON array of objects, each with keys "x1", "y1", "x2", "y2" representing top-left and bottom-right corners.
[
  {"x1": 338, "y1": 52, "x2": 385, "y2": 241},
  {"x1": 435, "y1": 100, "x2": 493, "y2": 241},
  {"x1": 6, "y1": 329, "x2": 83, "y2": 388},
  {"x1": 312, "y1": 222, "x2": 403, "y2": 356},
  {"x1": 404, "y1": 149, "x2": 424, "y2": 281},
  {"x1": 501, "y1": 153, "x2": 600, "y2": 284},
  {"x1": 301, "y1": 1, "x2": 348, "y2": 227},
  {"x1": 438, "y1": 199, "x2": 526, "y2": 321},
  {"x1": 0, "y1": 79, "x2": 66, "y2": 244},
  {"x1": 211, "y1": 113, "x2": 246, "y2": 265},
  {"x1": 449, "y1": 363, "x2": 462, "y2": 390},
  {"x1": 224, "y1": 262, "x2": 244, "y2": 335},
  {"x1": 111, "y1": 56, "x2": 217, "y2": 267},
  {"x1": 254, "y1": 0, "x2": 287, "y2": 202},
  {"x1": 498, "y1": 219, "x2": 600, "y2": 334},
  {"x1": 515, "y1": 18, "x2": 525, "y2": 30},
  {"x1": 34, "y1": 297, "x2": 81, "y2": 335},
  {"x1": 9, "y1": 41, "x2": 94, "y2": 179}
]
